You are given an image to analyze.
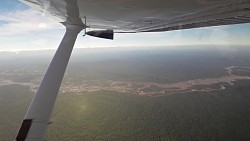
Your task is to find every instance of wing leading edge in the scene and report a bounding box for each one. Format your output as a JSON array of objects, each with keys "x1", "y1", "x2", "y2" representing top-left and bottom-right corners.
[{"x1": 21, "y1": 0, "x2": 250, "y2": 32}]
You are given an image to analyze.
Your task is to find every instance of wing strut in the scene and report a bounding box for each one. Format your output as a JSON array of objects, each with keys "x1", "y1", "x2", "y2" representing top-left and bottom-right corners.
[{"x1": 15, "y1": 23, "x2": 84, "y2": 141}]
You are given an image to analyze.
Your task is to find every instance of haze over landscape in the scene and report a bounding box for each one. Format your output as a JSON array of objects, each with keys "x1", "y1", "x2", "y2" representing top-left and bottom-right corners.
[{"x1": 1, "y1": 46, "x2": 250, "y2": 140}]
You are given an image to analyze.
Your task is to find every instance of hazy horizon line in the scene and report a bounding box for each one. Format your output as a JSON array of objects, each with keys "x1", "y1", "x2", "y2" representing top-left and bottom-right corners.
[{"x1": 0, "y1": 44, "x2": 249, "y2": 53}]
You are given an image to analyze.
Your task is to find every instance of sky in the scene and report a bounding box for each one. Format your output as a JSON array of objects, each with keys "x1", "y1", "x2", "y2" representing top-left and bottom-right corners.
[{"x1": 0, "y1": 0, "x2": 250, "y2": 51}]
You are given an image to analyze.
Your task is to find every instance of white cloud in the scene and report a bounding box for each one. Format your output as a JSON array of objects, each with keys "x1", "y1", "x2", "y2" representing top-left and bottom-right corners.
[
  {"x1": 0, "y1": 9, "x2": 63, "y2": 36},
  {"x1": 0, "y1": 8, "x2": 66, "y2": 50}
]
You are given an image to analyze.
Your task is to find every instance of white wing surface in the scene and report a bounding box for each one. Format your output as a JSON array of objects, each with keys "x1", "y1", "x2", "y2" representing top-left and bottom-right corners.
[{"x1": 21, "y1": 0, "x2": 250, "y2": 32}]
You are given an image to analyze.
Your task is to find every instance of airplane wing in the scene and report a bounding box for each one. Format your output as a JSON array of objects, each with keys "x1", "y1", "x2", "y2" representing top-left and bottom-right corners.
[{"x1": 21, "y1": 0, "x2": 250, "y2": 32}]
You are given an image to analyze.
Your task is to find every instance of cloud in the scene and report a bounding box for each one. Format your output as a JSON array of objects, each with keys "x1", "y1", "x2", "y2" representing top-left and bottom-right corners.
[
  {"x1": 0, "y1": 8, "x2": 63, "y2": 36},
  {"x1": 0, "y1": 8, "x2": 66, "y2": 50}
]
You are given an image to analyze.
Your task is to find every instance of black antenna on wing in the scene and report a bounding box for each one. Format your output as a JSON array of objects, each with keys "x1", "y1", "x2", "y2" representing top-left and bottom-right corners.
[{"x1": 86, "y1": 30, "x2": 114, "y2": 40}]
